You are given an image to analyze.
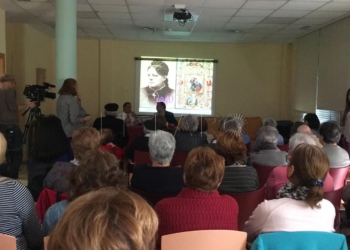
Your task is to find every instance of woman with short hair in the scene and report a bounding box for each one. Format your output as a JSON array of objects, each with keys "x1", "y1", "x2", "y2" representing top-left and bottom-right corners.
[
  {"x1": 47, "y1": 188, "x2": 158, "y2": 250},
  {"x1": 155, "y1": 147, "x2": 238, "y2": 243},
  {"x1": 0, "y1": 132, "x2": 43, "y2": 250},
  {"x1": 216, "y1": 133, "x2": 259, "y2": 192},
  {"x1": 175, "y1": 114, "x2": 208, "y2": 152},
  {"x1": 56, "y1": 78, "x2": 91, "y2": 138},
  {"x1": 43, "y1": 149, "x2": 123, "y2": 235},
  {"x1": 43, "y1": 127, "x2": 101, "y2": 193},
  {"x1": 245, "y1": 144, "x2": 335, "y2": 242}
]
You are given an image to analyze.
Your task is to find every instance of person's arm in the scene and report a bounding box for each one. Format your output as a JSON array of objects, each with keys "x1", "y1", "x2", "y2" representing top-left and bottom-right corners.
[
  {"x1": 14, "y1": 182, "x2": 43, "y2": 250},
  {"x1": 244, "y1": 200, "x2": 270, "y2": 243}
]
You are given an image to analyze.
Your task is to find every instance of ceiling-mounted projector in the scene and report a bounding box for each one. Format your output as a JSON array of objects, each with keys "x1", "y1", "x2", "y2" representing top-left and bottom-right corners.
[{"x1": 173, "y1": 9, "x2": 192, "y2": 21}]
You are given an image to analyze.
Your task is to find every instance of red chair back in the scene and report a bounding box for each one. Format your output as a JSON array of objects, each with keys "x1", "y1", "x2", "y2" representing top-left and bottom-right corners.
[
  {"x1": 134, "y1": 150, "x2": 152, "y2": 166},
  {"x1": 220, "y1": 185, "x2": 266, "y2": 231},
  {"x1": 324, "y1": 187, "x2": 343, "y2": 231},
  {"x1": 129, "y1": 186, "x2": 176, "y2": 207},
  {"x1": 277, "y1": 144, "x2": 289, "y2": 152},
  {"x1": 252, "y1": 163, "x2": 280, "y2": 188},
  {"x1": 171, "y1": 151, "x2": 188, "y2": 167},
  {"x1": 328, "y1": 167, "x2": 349, "y2": 190},
  {"x1": 125, "y1": 126, "x2": 144, "y2": 150}
]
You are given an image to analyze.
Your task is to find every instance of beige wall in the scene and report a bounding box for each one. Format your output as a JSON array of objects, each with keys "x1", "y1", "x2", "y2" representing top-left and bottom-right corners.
[
  {"x1": 0, "y1": 8, "x2": 5, "y2": 55},
  {"x1": 4, "y1": 23, "x2": 294, "y2": 123},
  {"x1": 99, "y1": 40, "x2": 293, "y2": 120}
]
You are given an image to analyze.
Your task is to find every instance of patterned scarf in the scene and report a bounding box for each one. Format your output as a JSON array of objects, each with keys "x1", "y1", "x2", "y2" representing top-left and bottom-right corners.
[{"x1": 277, "y1": 182, "x2": 309, "y2": 201}]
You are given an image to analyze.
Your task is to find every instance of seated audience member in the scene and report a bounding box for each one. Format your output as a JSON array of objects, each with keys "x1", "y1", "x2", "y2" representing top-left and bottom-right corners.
[
  {"x1": 197, "y1": 117, "x2": 214, "y2": 144},
  {"x1": 130, "y1": 130, "x2": 184, "y2": 196},
  {"x1": 265, "y1": 133, "x2": 334, "y2": 200},
  {"x1": 175, "y1": 114, "x2": 208, "y2": 152},
  {"x1": 216, "y1": 133, "x2": 259, "y2": 192},
  {"x1": 100, "y1": 128, "x2": 124, "y2": 160},
  {"x1": 43, "y1": 149, "x2": 123, "y2": 235},
  {"x1": 117, "y1": 102, "x2": 140, "y2": 126},
  {"x1": 47, "y1": 188, "x2": 158, "y2": 250},
  {"x1": 0, "y1": 133, "x2": 43, "y2": 250},
  {"x1": 43, "y1": 127, "x2": 100, "y2": 193},
  {"x1": 27, "y1": 115, "x2": 71, "y2": 201},
  {"x1": 155, "y1": 147, "x2": 238, "y2": 243},
  {"x1": 156, "y1": 101, "x2": 178, "y2": 126},
  {"x1": 255, "y1": 118, "x2": 284, "y2": 150},
  {"x1": 319, "y1": 121, "x2": 350, "y2": 168},
  {"x1": 304, "y1": 113, "x2": 320, "y2": 137},
  {"x1": 247, "y1": 126, "x2": 288, "y2": 166},
  {"x1": 125, "y1": 114, "x2": 170, "y2": 161},
  {"x1": 298, "y1": 124, "x2": 323, "y2": 148},
  {"x1": 93, "y1": 103, "x2": 128, "y2": 149},
  {"x1": 245, "y1": 144, "x2": 335, "y2": 242},
  {"x1": 212, "y1": 115, "x2": 248, "y2": 144}
]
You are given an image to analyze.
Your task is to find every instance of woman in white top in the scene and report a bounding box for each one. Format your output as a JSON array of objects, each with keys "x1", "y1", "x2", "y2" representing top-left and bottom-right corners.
[
  {"x1": 341, "y1": 88, "x2": 350, "y2": 154},
  {"x1": 244, "y1": 144, "x2": 335, "y2": 242}
]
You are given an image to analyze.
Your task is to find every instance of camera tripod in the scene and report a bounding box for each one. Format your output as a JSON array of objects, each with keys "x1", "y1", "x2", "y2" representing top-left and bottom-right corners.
[{"x1": 22, "y1": 100, "x2": 44, "y2": 145}]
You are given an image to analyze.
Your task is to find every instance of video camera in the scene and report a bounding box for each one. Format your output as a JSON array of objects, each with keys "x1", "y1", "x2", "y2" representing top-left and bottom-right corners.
[{"x1": 23, "y1": 82, "x2": 56, "y2": 102}]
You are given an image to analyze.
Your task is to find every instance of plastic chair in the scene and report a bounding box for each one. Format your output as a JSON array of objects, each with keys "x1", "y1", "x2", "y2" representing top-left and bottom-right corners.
[
  {"x1": 129, "y1": 186, "x2": 175, "y2": 207},
  {"x1": 328, "y1": 167, "x2": 349, "y2": 190},
  {"x1": 171, "y1": 151, "x2": 188, "y2": 167},
  {"x1": 277, "y1": 144, "x2": 289, "y2": 152},
  {"x1": 220, "y1": 185, "x2": 265, "y2": 231},
  {"x1": 133, "y1": 150, "x2": 152, "y2": 166},
  {"x1": 0, "y1": 233, "x2": 16, "y2": 250},
  {"x1": 324, "y1": 187, "x2": 344, "y2": 231},
  {"x1": 251, "y1": 231, "x2": 347, "y2": 250},
  {"x1": 125, "y1": 126, "x2": 144, "y2": 150},
  {"x1": 252, "y1": 163, "x2": 280, "y2": 188},
  {"x1": 162, "y1": 230, "x2": 247, "y2": 250}
]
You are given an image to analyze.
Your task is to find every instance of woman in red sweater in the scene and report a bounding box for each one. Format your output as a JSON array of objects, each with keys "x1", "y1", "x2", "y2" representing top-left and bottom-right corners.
[{"x1": 155, "y1": 147, "x2": 239, "y2": 242}]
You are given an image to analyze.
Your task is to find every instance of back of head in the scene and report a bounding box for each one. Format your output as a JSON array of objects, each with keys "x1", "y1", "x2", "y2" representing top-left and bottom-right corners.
[
  {"x1": 304, "y1": 113, "x2": 320, "y2": 131},
  {"x1": 100, "y1": 128, "x2": 114, "y2": 145},
  {"x1": 319, "y1": 121, "x2": 341, "y2": 144},
  {"x1": 58, "y1": 78, "x2": 77, "y2": 96},
  {"x1": 0, "y1": 73, "x2": 15, "y2": 83},
  {"x1": 289, "y1": 133, "x2": 316, "y2": 152},
  {"x1": 259, "y1": 126, "x2": 279, "y2": 149},
  {"x1": 32, "y1": 115, "x2": 69, "y2": 161},
  {"x1": 184, "y1": 147, "x2": 225, "y2": 192},
  {"x1": 0, "y1": 133, "x2": 7, "y2": 164},
  {"x1": 297, "y1": 125, "x2": 312, "y2": 135},
  {"x1": 218, "y1": 115, "x2": 244, "y2": 136},
  {"x1": 197, "y1": 117, "x2": 208, "y2": 133},
  {"x1": 263, "y1": 118, "x2": 277, "y2": 128},
  {"x1": 216, "y1": 134, "x2": 246, "y2": 165},
  {"x1": 71, "y1": 127, "x2": 100, "y2": 160},
  {"x1": 47, "y1": 188, "x2": 158, "y2": 250},
  {"x1": 290, "y1": 144, "x2": 329, "y2": 208},
  {"x1": 104, "y1": 103, "x2": 119, "y2": 116},
  {"x1": 148, "y1": 130, "x2": 175, "y2": 165},
  {"x1": 67, "y1": 149, "x2": 123, "y2": 202},
  {"x1": 182, "y1": 114, "x2": 199, "y2": 131}
]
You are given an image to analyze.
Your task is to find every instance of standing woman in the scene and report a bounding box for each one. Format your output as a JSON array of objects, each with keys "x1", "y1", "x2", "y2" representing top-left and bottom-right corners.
[
  {"x1": 341, "y1": 88, "x2": 350, "y2": 154},
  {"x1": 56, "y1": 78, "x2": 91, "y2": 138}
]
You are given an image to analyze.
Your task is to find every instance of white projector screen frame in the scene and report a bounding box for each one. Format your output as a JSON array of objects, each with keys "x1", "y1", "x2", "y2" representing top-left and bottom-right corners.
[{"x1": 135, "y1": 57, "x2": 217, "y2": 116}]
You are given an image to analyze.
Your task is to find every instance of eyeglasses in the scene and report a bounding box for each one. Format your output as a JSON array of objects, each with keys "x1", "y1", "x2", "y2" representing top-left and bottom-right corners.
[{"x1": 286, "y1": 155, "x2": 291, "y2": 164}]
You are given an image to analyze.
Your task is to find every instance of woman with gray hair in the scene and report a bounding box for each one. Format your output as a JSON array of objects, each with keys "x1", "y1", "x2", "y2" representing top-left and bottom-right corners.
[
  {"x1": 131, "y1": 130, "x2": 184, "y2": 196},
  {"x1": 247, "y1": 126, "x2": 288, "y2": 167},
  {"x1": 265, "y1": 133, "x2": 334, "y2": 199},
  {"x1": 175, "y1": 114, "x2": 208, "y2": 152},
  {"x1": 254, "y1": 118, "x2": 284, "y2": 150}
]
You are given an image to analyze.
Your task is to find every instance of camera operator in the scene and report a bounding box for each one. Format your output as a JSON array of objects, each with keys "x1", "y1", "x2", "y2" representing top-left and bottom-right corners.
[{"x1": 0, "y1": 74, "x2": 36, "y2": 179}]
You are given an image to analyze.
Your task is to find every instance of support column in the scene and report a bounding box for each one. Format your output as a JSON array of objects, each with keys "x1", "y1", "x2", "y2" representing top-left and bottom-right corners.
[{"x1": 55, "y1": 0, "x2": 77, "y2": 90}]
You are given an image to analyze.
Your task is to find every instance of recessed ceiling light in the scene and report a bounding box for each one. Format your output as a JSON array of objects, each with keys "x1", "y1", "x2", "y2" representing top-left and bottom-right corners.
[{"x1": 232, "y1": 30, "x2": 242, "y2": 33}]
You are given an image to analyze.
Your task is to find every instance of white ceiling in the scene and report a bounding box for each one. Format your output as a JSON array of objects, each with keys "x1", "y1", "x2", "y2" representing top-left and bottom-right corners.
[{"x1": 1, "y1": 0, "x2": 350, "y2": 43}]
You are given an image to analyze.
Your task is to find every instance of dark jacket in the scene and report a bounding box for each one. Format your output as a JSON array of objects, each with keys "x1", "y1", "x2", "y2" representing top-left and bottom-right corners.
[
  {"x1": 93, "y1": 115, "x2": 129, "y2": 149},
  {"x1": 175, "y1": 131, "x2": 208, "y2": 152},
  {"x1": 164, "y1": 111, "x2": 178, "y2": 126}
]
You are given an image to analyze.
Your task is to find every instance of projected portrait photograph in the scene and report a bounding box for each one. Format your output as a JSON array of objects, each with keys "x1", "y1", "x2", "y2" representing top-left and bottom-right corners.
[
  {"x1": 140, "y1": 60, "x2": 176, "y2": 108},
  {"x1": 176, "y1": 61, "x2": 213, "y2": 110}
]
